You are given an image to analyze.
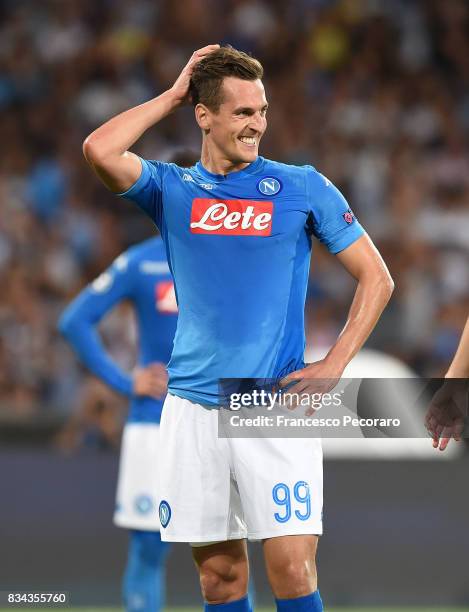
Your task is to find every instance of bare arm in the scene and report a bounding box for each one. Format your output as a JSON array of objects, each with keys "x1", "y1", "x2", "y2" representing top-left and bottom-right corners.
[
  {"x1": 82, "y1": 44, "x2": 219, "y2": 193},
  {"x1": 425, "y1": 315, "x2": 469, "y2": 452},
  {"x1": 281, "y1": 235, "x2": 394, "y2": 396},
  {"x1": 325, "y1": 234, "x2": 394, "y2": 372},
  {"x1": 446, "y1": 316, "x2": 469, "y2": 378}
]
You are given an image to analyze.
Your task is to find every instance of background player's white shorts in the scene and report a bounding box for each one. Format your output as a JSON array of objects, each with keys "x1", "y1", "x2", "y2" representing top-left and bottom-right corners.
[
  {"x1": 158, "y1": 394, "x2": 323, "y2": 543},
  {"x1": 113, "y1": 422, "x2": 161, "y2": 531}
]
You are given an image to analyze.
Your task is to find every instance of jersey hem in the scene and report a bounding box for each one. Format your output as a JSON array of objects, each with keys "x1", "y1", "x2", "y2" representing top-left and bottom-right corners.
[{"x1": 168, "y1": 388, "x2": 221, "y2": 408}]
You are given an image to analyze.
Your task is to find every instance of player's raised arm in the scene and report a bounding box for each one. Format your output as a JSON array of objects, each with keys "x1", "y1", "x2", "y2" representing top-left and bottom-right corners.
[{"x1": 82, "y1": 44, "x2": 219, "y2": 193}]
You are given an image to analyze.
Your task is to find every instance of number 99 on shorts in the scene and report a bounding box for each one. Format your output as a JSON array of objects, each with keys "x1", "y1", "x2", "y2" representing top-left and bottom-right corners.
[{"x1": 272, "y1": 481, "x2": 311, "y2": 523}]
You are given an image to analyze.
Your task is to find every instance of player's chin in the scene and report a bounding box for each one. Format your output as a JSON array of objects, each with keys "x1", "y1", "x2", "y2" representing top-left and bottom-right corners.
[{"x1": 236, "y1": 144, "x2": 258, "y2": 162}]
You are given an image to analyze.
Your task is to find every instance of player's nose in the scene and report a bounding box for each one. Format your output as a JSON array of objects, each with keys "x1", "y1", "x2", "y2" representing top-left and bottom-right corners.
[{"x1": 249, "y1": 112, "x2": 265, "y2": 132}]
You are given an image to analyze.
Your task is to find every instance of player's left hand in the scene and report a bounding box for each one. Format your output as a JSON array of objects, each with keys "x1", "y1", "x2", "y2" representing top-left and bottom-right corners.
[
  {"x1": 424, "y1": 379, "x2": 467, "y2": 451},
  {"x1": 278, "y1": 359, "x2": 343, "y2": 415}
]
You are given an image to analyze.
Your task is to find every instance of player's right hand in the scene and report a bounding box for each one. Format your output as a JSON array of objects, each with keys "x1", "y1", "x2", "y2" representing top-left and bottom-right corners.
[
  {"x1": 132, "y1": 363, "x2": 168, "y2": 400},
  {"x1": 170, "y1": 44, "x2": 220, "y2": 105}
]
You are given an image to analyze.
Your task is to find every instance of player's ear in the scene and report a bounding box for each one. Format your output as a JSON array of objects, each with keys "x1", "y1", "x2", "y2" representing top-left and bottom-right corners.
[{"x1": 195, "y1": 103, "x2": 211, "y2": 132}]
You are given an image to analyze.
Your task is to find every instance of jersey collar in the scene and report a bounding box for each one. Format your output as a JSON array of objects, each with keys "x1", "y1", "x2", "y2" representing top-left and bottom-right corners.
[{"x1": 195, "y1": 156, "x2": 264, "y2": 181}]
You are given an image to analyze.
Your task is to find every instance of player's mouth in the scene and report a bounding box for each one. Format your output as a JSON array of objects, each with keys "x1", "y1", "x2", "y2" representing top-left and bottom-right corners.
[{"x1": 238, "y1": 135, "x2": 257, "y2": 148}]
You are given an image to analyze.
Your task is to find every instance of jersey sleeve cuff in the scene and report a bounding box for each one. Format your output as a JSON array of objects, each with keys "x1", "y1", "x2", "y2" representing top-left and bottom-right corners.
[
  {"x1": 120, "y1": 375, "x2": 134, "y2": 397},
  {"x1": 116, "y1": 157, "x2": 150, "y2": 200},
  {"x1": 327, "y1": 223, "x2": 365, "y2": 254}
]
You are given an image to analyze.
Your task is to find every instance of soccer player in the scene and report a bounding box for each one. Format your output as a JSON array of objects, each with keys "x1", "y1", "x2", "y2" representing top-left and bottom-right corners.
[
  {"x1": 58, "y1": 233, "x2": 178, "y2": 612},
  {"x1": 425, "y1": 315, "x2": 469, "y2": 451},
  {"x1": 82, "y1": 45, "x2": 394, "y2": 611}
]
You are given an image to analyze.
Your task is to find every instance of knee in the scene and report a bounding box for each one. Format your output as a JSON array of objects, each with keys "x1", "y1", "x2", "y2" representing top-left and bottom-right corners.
[
  {"x1": 269, "y1": 560, "x2": 317, "y2": 599},
  {"x1": 199, "y1": 559, "x2": 248, "y2": 604}
]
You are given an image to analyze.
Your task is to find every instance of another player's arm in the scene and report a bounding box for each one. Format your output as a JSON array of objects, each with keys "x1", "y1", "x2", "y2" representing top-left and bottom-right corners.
[
  {"x1": 446, "y1": 316, "x2": 469, "y2": 378},
  {"x1": 58, "y1": 264, "x2": 166, "y2": 399},
  {"x1": 426, "y1": 315, "x2": 469, "y2": 451},
  {"x1": 82, "y1": 44, "x2": 219, "y2": 193}
]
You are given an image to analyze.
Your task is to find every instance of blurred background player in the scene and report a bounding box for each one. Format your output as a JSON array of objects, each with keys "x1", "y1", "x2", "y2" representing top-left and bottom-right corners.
[
  {"x1": 59, "y1": 235, "x2": 174, "y2": 611},
  {"x1": 57, "y1": 149, "x2": 196, "y2": 612}
]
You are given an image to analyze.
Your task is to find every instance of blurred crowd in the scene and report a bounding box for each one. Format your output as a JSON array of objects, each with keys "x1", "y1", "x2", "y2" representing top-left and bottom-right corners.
[{"x1": 0, "y1": 0, "x2": 468, "y2": 434}]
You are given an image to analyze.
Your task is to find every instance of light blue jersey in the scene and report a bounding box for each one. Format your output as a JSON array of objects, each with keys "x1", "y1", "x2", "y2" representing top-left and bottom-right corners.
[
  {"x1": 119, "y1": 157, "x2": 364, "y2": 405},
  {"x1": 59, "y1": 237, "x2": 177, "y2": 423}
]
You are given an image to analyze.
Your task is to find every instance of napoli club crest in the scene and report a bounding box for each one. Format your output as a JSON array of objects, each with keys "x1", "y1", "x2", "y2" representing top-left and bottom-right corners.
[
  {"x1": 257, "y1": 177, "x2": 282, "y2": 196},
  {"x1": 159, "y1": 500, "x2": 171, "y2": 528},
  {"x1": 134, "y1": 494, "x2": 154, "y2": 515}
]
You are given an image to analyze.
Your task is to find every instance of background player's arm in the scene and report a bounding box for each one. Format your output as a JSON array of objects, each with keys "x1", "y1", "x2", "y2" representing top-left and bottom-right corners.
[
  {"x1": 446, "y1": 316, "x2": 469, "y2": 378},
  {"x1": 82, "y1": 45, "x2": 219, "y2": 193},
  {"x1": 425, "y1": 315, "x2": 469, "y2": 450},
  {"x1": 58, "y1": 264, "x2": 166, "y2": 399}
]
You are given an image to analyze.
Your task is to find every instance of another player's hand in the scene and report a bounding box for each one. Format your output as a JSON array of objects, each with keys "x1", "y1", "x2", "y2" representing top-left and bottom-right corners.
[
  {"x1": 170, "y1": 44, "x2": 220, "y2": 106},
  {"x1": 424, "y1": 379, "x2": 467, "y2": 451},
  {"x1": 278, "y1": 359, "x2": 343, "y2": 415},
  {"x1": 132, "y1": 362, "x2": 168, "y2": 400}
]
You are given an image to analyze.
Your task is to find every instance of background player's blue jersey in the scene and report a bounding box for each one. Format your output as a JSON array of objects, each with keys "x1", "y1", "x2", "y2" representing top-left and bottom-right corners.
[
  {"x1": 59, "y1": 237, "x2": 177, "y2": 423},
  {"x1": 119, "y1": 157, "x2": 364, "y2": 406}
]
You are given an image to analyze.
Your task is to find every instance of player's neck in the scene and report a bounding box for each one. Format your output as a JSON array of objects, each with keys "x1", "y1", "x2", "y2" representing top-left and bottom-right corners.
[{"x1": 200, "y1": 144, "x2": 251, "y2": 176}]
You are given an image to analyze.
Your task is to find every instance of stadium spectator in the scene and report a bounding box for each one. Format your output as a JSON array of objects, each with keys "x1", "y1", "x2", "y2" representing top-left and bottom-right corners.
[{"x1": 0, "y1": 0, "x2": 467, "y2": 424}]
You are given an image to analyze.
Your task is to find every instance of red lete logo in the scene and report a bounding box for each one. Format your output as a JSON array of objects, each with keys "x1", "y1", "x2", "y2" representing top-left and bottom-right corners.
[{"x1": 190, "y1": 198, "x2": 273, "y2": 236}]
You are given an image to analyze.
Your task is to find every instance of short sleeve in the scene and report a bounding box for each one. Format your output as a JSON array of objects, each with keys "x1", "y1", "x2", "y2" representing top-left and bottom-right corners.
[
  {"x1": 117, "y1": 157, "x2": 166, "y2": 228},
  {"x1": 305, "y1": 167, "x2": 364, "y2": 254},
  {"x1": 77, "y1": 250, "x2": 136, "y2": 323}
]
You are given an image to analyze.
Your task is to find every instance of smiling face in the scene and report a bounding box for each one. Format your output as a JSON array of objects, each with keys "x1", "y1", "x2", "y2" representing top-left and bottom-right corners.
[{"x1": 196, "y1": 76, "x2": 268, "y2": 173}]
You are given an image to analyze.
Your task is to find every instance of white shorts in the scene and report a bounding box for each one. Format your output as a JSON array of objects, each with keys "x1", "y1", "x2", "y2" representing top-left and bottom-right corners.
[
  {"x1": 158, "y1": 394, "x2": 323, "y2": 543},
  {"x1": 114, "y1": 422, "x2": 161, "y2": 531}
]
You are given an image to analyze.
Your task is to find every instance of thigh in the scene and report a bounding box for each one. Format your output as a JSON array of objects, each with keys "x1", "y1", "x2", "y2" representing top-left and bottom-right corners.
[
  {"x1": 192, "y1": 539, "x2": 248, "y2": 570},
  {"x1": 114, "y1": 423, "x2": 161, "y2": 531},
  {"x1": 158, "y1": 394, "x2": 247, "y2": 543},
  {"x1": 231, "y1": 436, "x2": 323, "y2": 539}
]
